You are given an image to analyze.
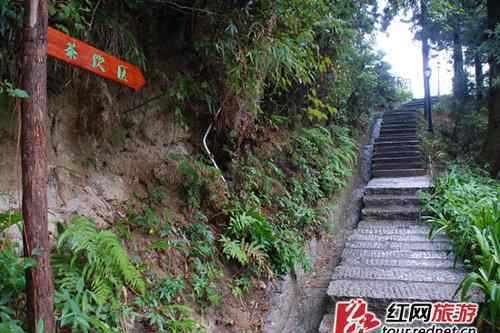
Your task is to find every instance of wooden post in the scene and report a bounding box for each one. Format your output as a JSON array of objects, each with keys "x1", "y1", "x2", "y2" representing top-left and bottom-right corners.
[{"x1": 21, "y1": 0, "x2": 55, "y2": 332}]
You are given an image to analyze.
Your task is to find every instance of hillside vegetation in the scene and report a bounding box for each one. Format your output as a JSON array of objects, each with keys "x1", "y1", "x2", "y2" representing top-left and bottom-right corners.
[{"x1": 0, "y1": 0, "x2": 409, "y2": 332}]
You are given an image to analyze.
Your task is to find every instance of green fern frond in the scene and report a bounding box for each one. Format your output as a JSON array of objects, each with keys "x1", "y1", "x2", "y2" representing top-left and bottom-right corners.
[
  {"x1": 57, "y1": 216, "x2": 146, "y2": 304},
  {"x1": 220, "y1": 236, "x2": 248, "y2": 265},
  {"x1": 243, "y1": 241, "x2": 268, "y2": 268}
]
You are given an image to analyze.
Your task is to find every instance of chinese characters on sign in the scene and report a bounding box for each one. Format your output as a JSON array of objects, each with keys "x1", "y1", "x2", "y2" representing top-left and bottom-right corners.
[
  {"x1": 48, "y1": 27, "x2": 145, "y2": 91},
  {"x1": 91, "y1": 54, "x2": 107, "y2": 73},
  {"x1": 64, "y1": 42, "x2": 78, "y2": 60},
  {"x1": 333, "y1": 300, "x2": 479, "y2": 333},
  {"x1": 385, "y1": 302, "x2": 478, "y2": 325},
  {"x1": 117, "y1": 65, "x2": 128, "y2": 81}
]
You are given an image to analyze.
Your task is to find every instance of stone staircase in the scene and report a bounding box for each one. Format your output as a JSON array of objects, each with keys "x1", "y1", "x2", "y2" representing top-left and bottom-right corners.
[
  {"x1": 319, "y1": 108, "x2": 467, "y2": 332},
  {"x1": 401, "y1": 96, "x2": 441, "y2": 110},
  {"x1": 373, "y1": 109, "x2": 426, "y2": 178}
]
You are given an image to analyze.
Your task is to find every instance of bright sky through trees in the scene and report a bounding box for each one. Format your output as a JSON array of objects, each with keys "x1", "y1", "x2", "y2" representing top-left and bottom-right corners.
[{"x1": 376, "y1": 15, "x2": 454, "y2": 98}]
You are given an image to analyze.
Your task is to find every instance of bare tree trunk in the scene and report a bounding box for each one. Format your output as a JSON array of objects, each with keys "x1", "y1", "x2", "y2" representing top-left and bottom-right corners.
[
  {"x1": 484, "y1": 0, "x2": 500, "y2": 177},
  {"x1": 474, "y1": 53, "x2": 483, "y2": 101},
  {"x1": 452, "y1": 29, "x2": 467, "y2": 100},
  {"x1": 21, "y1": 0, "x2": 55, "y2": 332},
  {"x1": 420, "y1": 0, "x2": 433, "y2": 132}
]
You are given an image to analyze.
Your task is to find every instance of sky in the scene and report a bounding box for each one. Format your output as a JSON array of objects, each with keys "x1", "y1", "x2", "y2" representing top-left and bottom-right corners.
[{"x1": 375, "y1": 15, "x2": 454, "y2": 98}]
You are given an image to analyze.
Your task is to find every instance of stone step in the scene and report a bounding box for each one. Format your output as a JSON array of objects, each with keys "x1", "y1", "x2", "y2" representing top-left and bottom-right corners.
[
  {"x1": 362, "y1": 206, "x2": 420, "y2": 220},
  {"x1": 380, "y1": 123, "x2": 417, "y2": 129},
  {"x1": 381, "y1": 120, "x2": 418, "y2": 126},
  {"x1": 340, "y1": 254, "x2": 459, "y2": 269},
  {"x1": 375, "y1": 136, "x2": 419, "y2": 142},
  {"x1": 378, "y1": 133, "x2": 419, "y2": 139},
  {"x1": 379, "y1": 129, "x2": 418, "y2": 136},
  {"x1": 380, "y1": 123, "x2": 417, "y2": 131},
  {"x1": 373, "y1": 156, "x2": 423, "y2": 164},
  {"x1": 327, "y1": 279, "x2": 461, "y2": 302},
  {"x1": 342, "y1": 248, "x2": 455, "y2": 260},
  {"x1": 379, "y1": 128, "x2": 417, "y2": 136},
  {"x1": 374, "y1": 145, "x2": 420, "y2": 153},
  {"x1": 373, "y1": 169, "x2": 427, "y2": 178},
  {"x1": 382, "y1": 118, "x2": 418, "y2": 123},
  {"x1": 374, "y1": 150, "x2": 421, "y2": 158},
  {"x1": 384, "y1": 111, "x2": 418, "y2": 117},
  {"x1": 378, "y1": 128, "x2": 417, "y2": 133},
  {"x1": 356, "y1": 224, "x2": 430, "y2": 236},
  {"x1": 379, "y1": 133, "x2": 418, "y2": 140},
  {"x1": 382, "y1": 122, "x2": 419, "y2": 128},
  {"x1": 402, "y1": 102, "x2": 423, "y2": 106},
  {"x1": 373, "y1": 161, "x2": 424, "y2": 170},
  {"x1": 386, "y1": 108, "x2": 417, "y2": 112},
  {"x1": 373, "y1": 162, "x2": 424, "y2": 170},
  {"x1": 382, "y1": 115, "x2": 418, "y2": 121},
  {"x1": 348, "y1": 232, "x2": 446, "y2": 243},
  {"x1": 346, "y1": 240, "x2": 452, "y2": 252},
  {"x1": 363, "y1": 194, "x2": 421, "y2": 207},
  {"x1": 382, "y1": 119, "x2": 417, "y2": 124},
  {"x1": 400, "y1": 108, "x2": 422, "y2": 113},
  {"x1": 374, "y1": 140, "x2": 420, "y2": 148},
  {"x1": 332, "y1": 265, "x2": 465, "y2": 284},
  {"x1": 365, "y1": 187, "x2": 424, "y2": 196},
  {"x1": 384, "y1": 110, "x2": 418, "y2": 115},
  {"x1": 365, "y1": 176, "x2": 433, "y2": 194},
  {"x1": 382, "y1": 117, "x2": 418, "y2": 123},
  {"x1": 387, "y1": 108, "x2": 417, "y2": 112},
  {"x1": 358, "y1": 219, "x2": 426, "y2": 226},
  {"x1": 373, "y1": 151, "x2": 423, "y2": 158}
]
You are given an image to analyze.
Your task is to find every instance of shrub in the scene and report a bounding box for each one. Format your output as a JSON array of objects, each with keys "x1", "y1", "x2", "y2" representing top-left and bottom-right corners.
[
  {"x1": 0, "y1": 244, "x2": 34, "y2": 333},
  {"x1": 423, "y1": 165, "x2": 500, "y2": 330}
]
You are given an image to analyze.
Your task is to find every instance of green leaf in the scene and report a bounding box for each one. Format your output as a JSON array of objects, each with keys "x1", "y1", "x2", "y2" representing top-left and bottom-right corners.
[{"x1": 9, "y1": 89, "x2": 28, "y2": 99}]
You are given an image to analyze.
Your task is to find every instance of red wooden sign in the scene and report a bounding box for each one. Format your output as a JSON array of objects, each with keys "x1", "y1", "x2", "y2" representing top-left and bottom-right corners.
[{"x1": 48, "y1": 27, "x2": 146, "y2": 91}]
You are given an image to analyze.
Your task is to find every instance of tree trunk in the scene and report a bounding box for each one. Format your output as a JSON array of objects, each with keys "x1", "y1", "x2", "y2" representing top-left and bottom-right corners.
[
  {"x1": 474, "y1": 53, "x2": 483, "y2": 101},
  {"x1": 452, "y1": 28, "x2": 467, "y2": 100},
  {"x1": 484, "y1": 0, "x2": 500, "y2": 177},
  {"x1": 420, "y1": 0, "x2": 433, "y2": 132},
  {"x1": 21, "y1": 0, "x2": 55, "y2": 332}
]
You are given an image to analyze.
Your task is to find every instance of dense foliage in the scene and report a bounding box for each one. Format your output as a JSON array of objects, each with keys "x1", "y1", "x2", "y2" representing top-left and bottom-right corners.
[
  {"x1": 0, "y1": 0, "x2": 412, "y2": 331},
  {"x1": 0, "y1": 215, "x2": 203, "y2": 333},
  {"x1": 423, "y1": 165, "x2": 500, "y2": 331}
]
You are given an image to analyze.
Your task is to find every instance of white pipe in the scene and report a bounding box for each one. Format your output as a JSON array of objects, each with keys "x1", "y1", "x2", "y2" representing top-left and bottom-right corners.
[{"x1": 203, "y1": 107, "x2": 226, "y2": 183}]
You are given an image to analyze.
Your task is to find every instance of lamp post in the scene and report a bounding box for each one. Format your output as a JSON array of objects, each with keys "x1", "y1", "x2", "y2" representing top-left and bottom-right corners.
[{"x1": 424, "y1": 67, "x2": 433, "y2": 133}]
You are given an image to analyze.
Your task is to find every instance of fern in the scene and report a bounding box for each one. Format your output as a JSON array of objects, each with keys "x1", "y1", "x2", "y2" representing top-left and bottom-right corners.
[
  {"x1": 242, "y1": 240, "x2": 271, "y2": 275},
  {"x1": 220, "y1": 235, "x2": 271, "y2": 276},
  {"x1": 220, "y1": 236, "x2": 248, "y2": 265},
  {"x1": 57, "y1": 216, "x2": 146, "y2": 304},
  {"x1": 228, "y1": 213, "x2": 255, "y2": 237}
]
